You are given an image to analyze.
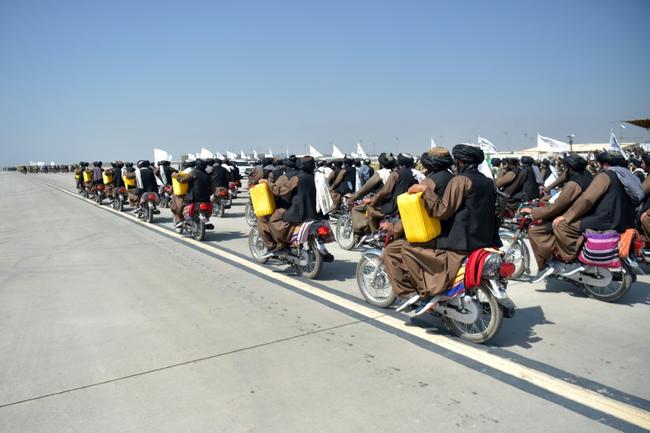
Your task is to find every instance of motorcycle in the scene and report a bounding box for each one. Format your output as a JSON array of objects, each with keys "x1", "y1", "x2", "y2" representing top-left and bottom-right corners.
[
  {"x1": 135, "y1": 192, "x2": 159, "y2": 223},
  {"x1": 356, "y1": 231, "x2": 516, "y2": 344},
  {"x1": 94, "y1": 184, "x2": 106, "y2": 205},
  {"x1": 228, "y1": 181, "x2": 239, "y2": 202},
  {"x1": 176, "y1": 202, "x2": 215, "y2": 241},
  {"x1": 541, "y1": 240, "x2": 640, "y2": 303},
  {"x1": 212, "y1": 188, "x2": 230, "y2": 218},
  {"x1": 159, "y1": 185, "x2": 172, "y2": 208},
  {"x1": 248, "y1": 220, "x2": 335, "y2": 279},
  {"x1": 499, "y1": 204, "x2": 535, "y2": 280},
  {"x1": 112, "y1": 186, "x2": 128, "y2": 212}
]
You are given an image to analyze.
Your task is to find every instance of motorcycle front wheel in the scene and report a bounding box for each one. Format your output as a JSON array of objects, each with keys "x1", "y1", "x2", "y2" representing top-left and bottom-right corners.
[
  {"x1": 443, "y1": 284, "x2": 504, "y2": 344},
  {"x1": 248, "y1": 228, "x2": 269, "y2": 264},
  {"x1": 335, "y1": 215, "x2": 356, "y2": 250},
  {"x1": 245, "y1": 202, "x2": 257, "y2": 227},
  {"x1": 580, "y1": 266, "x2": 634, "y2": 302},
  {"x1": 356, "y1": 252, "x2": 395, "y2": 308}
]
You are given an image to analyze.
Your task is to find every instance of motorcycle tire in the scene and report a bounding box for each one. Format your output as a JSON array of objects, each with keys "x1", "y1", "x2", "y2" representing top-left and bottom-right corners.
[
  {"x1": 335, "y1": 215, "x2": 356, "y2": 250},
  {"x1": 193, "y1": 221, "x2": 205, "y2": 241},
  {"x1": 581, "y1": 267, "x2": 634, "y2": 303},
  {"x1": 356, "y1": 252, "x2": 395, "y2": 308},
  {"x1": 245, "y1": 203, "x2": 257, "y2": 227},
  {"x1": 217, "y1": 204, "x2": 225, "y2": 218},
  {"x1": 248, "y1": 228, "x2": 270, "y2": 264},
  {"x1": 146, "y1": 206, "x2": 154, "y2": 223},
  {"x1": 295, "y1": 239, "x2": 323, "y2": 280},
  {"x1": 443, "y1": 283, "x2": 504, "y2": 344}
]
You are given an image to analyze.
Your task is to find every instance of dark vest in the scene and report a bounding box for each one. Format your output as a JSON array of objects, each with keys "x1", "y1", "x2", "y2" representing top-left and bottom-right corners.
[
  {"x1": 381, "y1": 166, "x2": 417, "y2": 216},
  {"x1": 140, "y1": 168, "x2": 159, "y2": 193},
  {"x1": 211, "y1": 165, "x2": 229, "y2": 188},
  {"x1": 113, "y1": 169, "x2": 125, "y2": 188},
  {"x1": 436, "y1": 168, "x2": 499, "y2": 252},
  {"x1": 580, "y1": 171, "x2": 635, "y2": 232},
  {"x1": 522, "y1": 165, "x2": 540, "y2": 201},
  {"x1": 567, "y1": 171, "x2": 592, "y2": 193},
  {"x1": 283, "y1": 171, "x2": 318, "y2": 224},
  {"x1": 335, "y1": 167, "x2": 356, "y2": 194},
  {"x1": 427, "y1": 170, "x2": 453, "y2": 197},
  {"x1": 187, "y1": 169, "x2": 212, "y2": 203}
]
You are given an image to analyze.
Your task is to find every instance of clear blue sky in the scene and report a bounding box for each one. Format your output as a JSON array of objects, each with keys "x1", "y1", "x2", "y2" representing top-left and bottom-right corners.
[{"x1": 1, "y1": 0, "x2": 649, "y2": 164}]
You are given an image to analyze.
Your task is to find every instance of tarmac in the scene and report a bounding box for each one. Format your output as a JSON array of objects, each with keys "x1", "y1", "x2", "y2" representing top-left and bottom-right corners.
[{"x1": 0, "y1": 172, "x2": 648, "y2": 432}]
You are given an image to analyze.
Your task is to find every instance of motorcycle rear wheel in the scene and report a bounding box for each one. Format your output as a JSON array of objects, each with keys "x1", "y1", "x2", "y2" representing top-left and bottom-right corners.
[
  {"x1": 146, "y1": 207, "x2": 154, "y2": 223},
  {"x1": 193, "y1": 220, "x2": 205, "y2": 241},
  {"x1": 295, "y1": 239, "x2": 323, "y2": 279},
  {"x1": 248, "y1": 228, "x2": 269, "y2": 264},
  {"x1": 335, "y1": 215, "x2": 355, "y2": 250},
  {"x1": 580, "y1": 267, "x2": 633, "y2": 302},
  {"x1": 356, "y1": 252, "x2": 394, "y2": 308},
  {"x1": 443, "y1": 284, "x2": 504, "y2": 344}
]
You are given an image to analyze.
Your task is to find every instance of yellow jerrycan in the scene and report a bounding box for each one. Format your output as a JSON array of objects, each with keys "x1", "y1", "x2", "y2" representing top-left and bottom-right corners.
[
  {"x1": 82, "y1": 170, "x2": 93, "y2": 183},
  {"x1": 102, "y1": 172, "x2": 113, "y2": 185},
  {"x1": 250, "y1": 183, "x2": 276, "y2": 217},
  {"x1": 397, "y1": 192, "x2": 441, "y2": 243},
  {"x1": 123, "y1": 176, "x2": 136, "y2": 188},
  {"x1": 172, "y1": 177, "x2": 189, "y2": 196}
]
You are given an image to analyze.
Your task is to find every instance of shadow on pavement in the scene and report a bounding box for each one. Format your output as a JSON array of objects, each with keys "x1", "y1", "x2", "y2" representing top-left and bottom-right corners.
[
  {"x1": 490, "y1": 306, "x2": 554, "y2": 349},
  {"x1": 538, "y1": 278, "x2": 650, "y2": 306},
  {"x1": 205, "y1": 230, "x2": 246, "y2": 242},
  {"x1": 316, "y1": 260, "x2": 358, "y2": 282}
]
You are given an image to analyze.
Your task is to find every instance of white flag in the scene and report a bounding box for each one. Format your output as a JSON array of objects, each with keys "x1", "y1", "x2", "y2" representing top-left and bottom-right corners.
[
  {"x1": 199, "y1": 148, "x2": 214, "y2": 159},
  {"x1": 154, "y1": 148, "x2": 172, "y2": 163},
  {"x1": 253, "y1": 150, "x2": 258, "y2": 159},
  {"x1": 332, "y1": 144, "x2": 345, "y2": 158},
  {"x1": 610, "y1": 131, "x2": 628, "y2": 159},
  {"x1": 268, "y1": 148, "x2": 274, "y2": 157},
  {"x1": 309, "y1": 145, "x2": 323, "y2": 158},
  {"x1": 240, "y1": 150, "x2": 248, "y2": 160},
  {"x1": 430, "y1": 137, "x2": 437, "y2": 148},
  {"x1": 536, "y1": 134, "x2": 569, "y2": 153},
  {"x1": 356, "y1": 141, "x2": 368, "y2": 158},
  {"x1": 50, "y1": 161, "x2": 55, "y2": 166},
  {"x1": 187, "y1": 153, "x2": 196, "y2": 161},
  {"x1": 351, "y1": 152, "x2": 359, "y2": 158},
  {"x1": 477, "y1": 136, "x2": 497, "y2": 154},
  {"x1": 226, "y1": 151, "x2": 238, "y2": 160},
  {"x1": 215, "y1": 152, "x2": 225, "y2": 160}
]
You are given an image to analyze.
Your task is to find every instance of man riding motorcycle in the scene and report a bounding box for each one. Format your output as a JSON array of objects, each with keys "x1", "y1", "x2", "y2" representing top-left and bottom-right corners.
[
  {"x1": 366, "y1": 153, "x2": 417, "y2": 233},
  {"x1": 387, "y1": 144, "x2": 500, "y2": 315},
  {"x1": 520, "y1": 155, "x2": 593, "y2": 280},
  {"x1": 329, "y1": 157, "x2": 357, "y2": 213},
  {"x1": 552, "y1": 151, "x2": 643, "y2": 273},
  {"x1": 348, "y1": 153, "x2": 397, "y2": 236},
  {"x1": 383, "y1": 148, "x2": 455, "y2": 308},
  {"x1": 260, "y1": 156, "x2": 320, "y2": 254},
  {"x1": 171, "y1": 159, "x2": 213, "y2": 226}
]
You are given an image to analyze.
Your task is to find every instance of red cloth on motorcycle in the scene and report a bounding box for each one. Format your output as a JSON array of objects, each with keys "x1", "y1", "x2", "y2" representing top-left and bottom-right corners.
[{"x1": 464, "y1": 248, "x2": 492, "y2": 289}]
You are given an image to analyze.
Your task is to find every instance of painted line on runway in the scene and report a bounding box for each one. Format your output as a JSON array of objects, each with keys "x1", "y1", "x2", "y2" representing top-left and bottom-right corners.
[{"x1": 47, "y1": 183, "x2": 650, "y2": 430}]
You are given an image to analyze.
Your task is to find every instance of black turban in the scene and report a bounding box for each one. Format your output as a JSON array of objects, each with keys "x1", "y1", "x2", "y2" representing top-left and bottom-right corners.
[
  {"x1": 521, "y1": 156, "x2": 534, "y2": 165},
  {"x1": 642, "y1": 152, "x2": 650, "y2": 166},
  {"x1": 195, "y1": 159, "x2": 207, "y2": 171},
  {"x1": 452, "y1": 144, "x2": 484, "y2": 165},
  {"x1": 397, "y1": 153, "x2": 414, "y2": 167},
  {"x1": 490, "y1": 158, "x2": 502, "y2": 167},
  {"x1": 299, "y1": 156, "x2": 316, "y2": 172},
  {"x1": 598, "y1": 151, "x2": 627, "y2": 167},
  {"x1": 420, "y1": 149, "x2": 454, "y2": 172},
  {"x1": 378, "y1": 152, "x2": 396, "y2": 169},
  {"x1": 563, "y1": 154, "x2": 587, "y2": 172},
  {"x1": 284, "y1": 158, "x2": 297, "y2": 169}
]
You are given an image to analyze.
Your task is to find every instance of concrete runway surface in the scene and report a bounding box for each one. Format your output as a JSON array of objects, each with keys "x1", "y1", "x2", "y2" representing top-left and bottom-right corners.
[{"x1": 0, "y1": 172, "x2": 649, "y2": 432}]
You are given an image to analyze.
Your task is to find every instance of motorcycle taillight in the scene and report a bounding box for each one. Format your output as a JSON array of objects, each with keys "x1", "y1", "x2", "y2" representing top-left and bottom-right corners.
[
  {"x1": 499, "y1": 262, "x2": 516, "y2": 278},
  {"x1": 316, "y1": 225, "x2": 331, "y2": 237},
  {"x1": 199, "y1": 203, "x2": 212, "y2": 212},
  {"x1": 148, "y1": 193, "x2": 156, "y2": 201},
  {"x1": 220, "y1": 190, "x2": 228, "y2": 197}
]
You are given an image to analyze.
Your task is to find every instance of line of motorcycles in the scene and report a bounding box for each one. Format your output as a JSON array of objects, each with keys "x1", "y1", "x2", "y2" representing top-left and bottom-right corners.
[{"x1": 76, "y1": 180, "x2": 242, "y2": 241}]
